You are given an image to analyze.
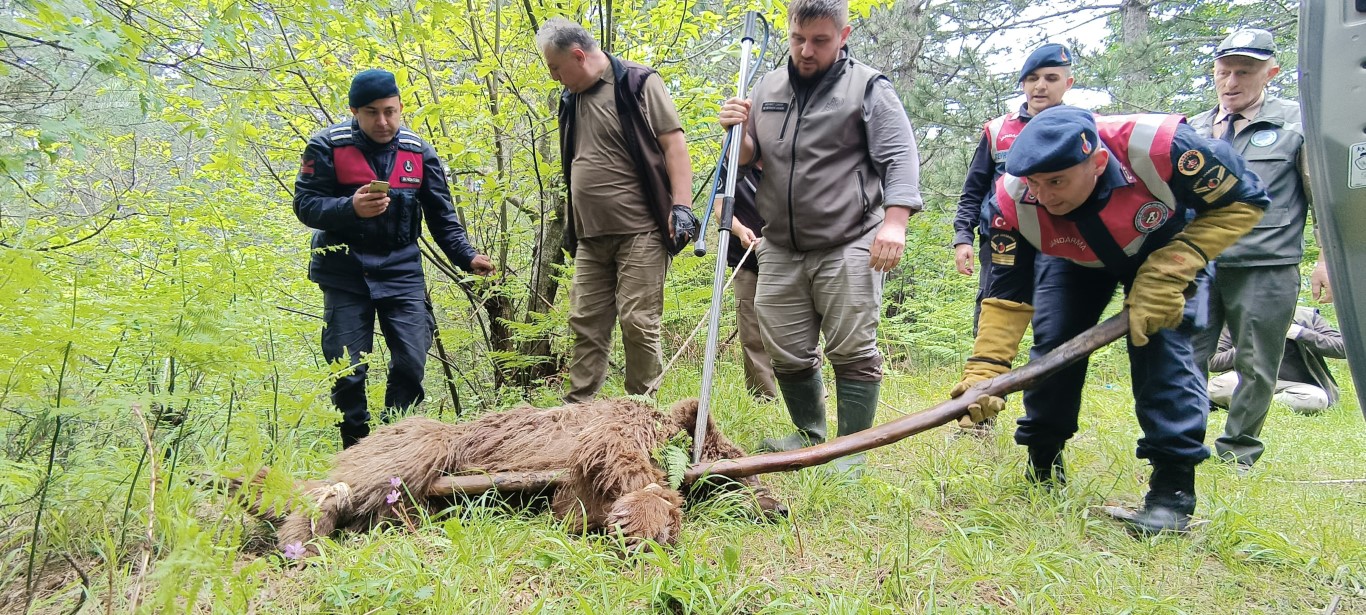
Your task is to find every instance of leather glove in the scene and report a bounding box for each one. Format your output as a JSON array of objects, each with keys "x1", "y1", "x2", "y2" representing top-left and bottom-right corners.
[
  {"x1": 1126, "y1": 242, "x2": 1195, "y2": 347},
  {"x1": 1126, "y1": 201, "x2": 1263, "y2": 346},
  {"x1": 949, "y1": 360, "x2": 1009, "y2": 399},
  {"x1": 950, "y1": 361, "x2": 1009, "y2": 427},
  {"x1": 964, "y1": 394, "x2": 1005, "y2": 425},
  {"x1": 669, "y1": 205, "x2": 700, "y2": 255},
  {"x1": 947, "y1": 298, "x2": 1033, "y2": 426}
]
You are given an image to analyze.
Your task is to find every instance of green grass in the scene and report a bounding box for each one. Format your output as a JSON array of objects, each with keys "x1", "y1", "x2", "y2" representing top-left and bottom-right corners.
[{"x1": 6, "y1": 353, "x2": 1364, "y2": 614}]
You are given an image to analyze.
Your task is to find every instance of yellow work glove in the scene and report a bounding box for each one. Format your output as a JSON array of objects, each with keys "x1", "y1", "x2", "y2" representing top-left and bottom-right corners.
[
  {"x1": 1126, "y1": 202, "x2": 1264, "y2": 346},
  {"x1": 949, "y1": 298, "x2": 1034, "y2": 426}
]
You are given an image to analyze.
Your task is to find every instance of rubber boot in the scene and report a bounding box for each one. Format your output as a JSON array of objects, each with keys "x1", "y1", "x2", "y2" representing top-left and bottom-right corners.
[
  {"x1": 1026, "y1": 443, "x2": 1066, "y2": 487},
  {"x1": 757, "y1": 373, "x2": 827, "y2": 453},
  {"x1": 828, "y1": 379, "x2": 879, "y2": 476},
  {"x1": 1121, "y1": 461, "x2": 1197, "y2": 535}
]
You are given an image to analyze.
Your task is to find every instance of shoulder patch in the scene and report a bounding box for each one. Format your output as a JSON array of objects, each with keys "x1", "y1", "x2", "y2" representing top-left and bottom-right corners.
[
  {"x1": 990, "y1": 234, "x2": 1018, "y2": 266},
  {"x1": 1177, "y1": 149, "x2": 1204, "y2": 176},
  {"x1": 1194, "y1": 165, "x2": 1238, "y2": 203}
]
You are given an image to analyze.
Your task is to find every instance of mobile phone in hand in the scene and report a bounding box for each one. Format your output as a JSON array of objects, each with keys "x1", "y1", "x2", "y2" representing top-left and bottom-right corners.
[{"x1": 368, "y1": 180, "x2": 390, "y2": 195}]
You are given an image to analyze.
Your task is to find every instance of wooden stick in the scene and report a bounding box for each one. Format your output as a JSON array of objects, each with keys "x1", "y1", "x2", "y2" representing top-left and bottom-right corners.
[{"x1": 430, "y1": 311, "x2": 1130, "y2": 496}]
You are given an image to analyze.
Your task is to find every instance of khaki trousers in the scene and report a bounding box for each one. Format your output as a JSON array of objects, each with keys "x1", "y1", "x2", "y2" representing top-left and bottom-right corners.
[
  {"x1": 564, "y1": 231, "x2": 667, "y2": 402},
  {"x1": 754, "y1": 227, "x2": 884, "y2": 382},
  {"x1": 733, "y1": 267, "x2": 778, "y2": 398}
]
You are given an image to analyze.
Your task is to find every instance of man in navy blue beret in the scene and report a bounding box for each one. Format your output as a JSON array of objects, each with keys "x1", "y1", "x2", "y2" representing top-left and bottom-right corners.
[
  {"x1": 947, "y1": 105, "x2": 1271, "y2": 534},
  {"x1": 294, "y1": 69, "x2": 495, "y2": 448},
  {"x1": 951, "y1": 42, "x2": 1075, "y2": 435}
]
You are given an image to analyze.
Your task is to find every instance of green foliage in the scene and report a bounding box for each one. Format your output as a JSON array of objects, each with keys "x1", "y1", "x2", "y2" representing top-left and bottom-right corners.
[
  {"x1": 651, "y1": 430, "x2": 693, "y2": 490},
  {"x1": 1, "y1": 0, "x2": 1354, "y2": 612}
]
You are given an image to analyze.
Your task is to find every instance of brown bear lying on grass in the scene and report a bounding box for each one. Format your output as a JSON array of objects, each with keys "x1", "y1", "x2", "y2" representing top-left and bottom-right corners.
[{"x1": 232, "y1": 397, "x2": 785, "y2": 556}]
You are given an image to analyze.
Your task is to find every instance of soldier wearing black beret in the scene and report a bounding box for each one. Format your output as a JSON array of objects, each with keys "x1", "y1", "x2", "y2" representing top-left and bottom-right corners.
[{"x1": 294, "y1": 69, "x2": 495, "y2": 448}]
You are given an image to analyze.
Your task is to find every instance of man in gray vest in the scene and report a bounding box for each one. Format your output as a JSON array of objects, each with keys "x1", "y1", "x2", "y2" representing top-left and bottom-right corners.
[
  {"x1": 1189, "y1": 28, "x2": 1327, "y2": 469},
  {"x1": 718, "y1": 0, "x2": 923, "y2": 473}
]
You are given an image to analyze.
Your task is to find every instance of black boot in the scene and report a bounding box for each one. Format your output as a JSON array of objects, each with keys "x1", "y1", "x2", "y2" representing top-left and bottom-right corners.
[
  {"x1": 340, "y1": 423, "x2": 370, "y2": 449},
  {"x1": 1121, "y1": 462, "x2": 1197, "y2": 535},
  {"x1": 1026, "y1": 443, "x2": 1066, "y2": 487}
]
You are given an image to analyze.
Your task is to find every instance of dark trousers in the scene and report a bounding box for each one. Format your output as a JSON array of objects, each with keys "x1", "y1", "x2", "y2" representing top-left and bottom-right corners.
[
  {"x1": 1018, "y1": 256, "x2": 1212, "y2": 465},
  {"x1": 971, "y1": 237, "x2": 992, "y2": 336},
  {"x1": 1192, "y1": 263, "x2": 1300, "y2": 466},
  {"x1": 321, "y1": 287, "x2": 433, "y2": 441}
]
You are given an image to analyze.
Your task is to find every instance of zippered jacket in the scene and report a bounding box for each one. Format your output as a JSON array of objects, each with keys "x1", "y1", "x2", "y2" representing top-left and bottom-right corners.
[{"x1": 747, "y1": 51, "x2": 922, "y2": 252}]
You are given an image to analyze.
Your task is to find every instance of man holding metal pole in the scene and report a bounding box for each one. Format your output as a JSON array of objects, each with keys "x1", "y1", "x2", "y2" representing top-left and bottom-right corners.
[{"x1": 717, "y1": 0, "x2": 923, "y2": 474}]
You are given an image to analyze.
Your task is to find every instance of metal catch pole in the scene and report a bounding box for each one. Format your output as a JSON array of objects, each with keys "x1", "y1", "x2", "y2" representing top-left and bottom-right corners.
[{"x1": 694, "y1": 11, "x2": 760, "y2": 463}]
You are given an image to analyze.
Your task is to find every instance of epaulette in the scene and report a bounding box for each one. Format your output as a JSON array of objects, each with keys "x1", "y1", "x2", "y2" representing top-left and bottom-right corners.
[
  {"x1": 396, "y1": 129, "x2": 426, "y2": 152},
  {"x1": 325, "y1": 124, "x2": 355, "y2": 146}
]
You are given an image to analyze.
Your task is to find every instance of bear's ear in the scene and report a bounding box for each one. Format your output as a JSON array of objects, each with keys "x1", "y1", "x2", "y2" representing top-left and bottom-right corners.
[{"x1": 666, "y1": 398, "x2": 701, "y2": 429}]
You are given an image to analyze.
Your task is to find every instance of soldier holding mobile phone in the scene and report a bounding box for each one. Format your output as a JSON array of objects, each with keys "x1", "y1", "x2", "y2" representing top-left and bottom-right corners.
[{"x1": 293, "y1": 69, "x2": 496, "y2": 449}]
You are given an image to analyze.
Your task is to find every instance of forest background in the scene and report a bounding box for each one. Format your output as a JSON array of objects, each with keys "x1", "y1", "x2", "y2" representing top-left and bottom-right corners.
[{"x1": 3, "y1": 0, "x2": 1362, "y2": 612}]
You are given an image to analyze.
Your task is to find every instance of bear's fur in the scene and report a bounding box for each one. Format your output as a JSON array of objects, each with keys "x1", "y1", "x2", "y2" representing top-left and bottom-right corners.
[{"x1": 235, "y1": 398, "x2": 782, "y2": 555}]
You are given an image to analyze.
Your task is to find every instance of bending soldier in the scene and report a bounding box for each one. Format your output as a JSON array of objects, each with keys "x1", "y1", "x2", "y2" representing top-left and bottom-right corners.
[{"x1": 950, "y1": 106, "x2": 1269, "y2": 533}]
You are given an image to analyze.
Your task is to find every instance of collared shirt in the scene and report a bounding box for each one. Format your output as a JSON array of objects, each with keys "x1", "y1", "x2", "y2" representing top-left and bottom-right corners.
[
  {"x1": 569, "y1": 60, "x2": 683, "y2": 239},
  {"x1": 1213, "y1": 92, "x2": 1265, "y2": 140}
]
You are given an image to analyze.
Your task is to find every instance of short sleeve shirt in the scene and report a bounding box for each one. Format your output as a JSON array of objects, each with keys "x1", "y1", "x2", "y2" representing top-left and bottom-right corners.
[{"x1": 570, "y1": 62, "x2": 683, "y2": 238}]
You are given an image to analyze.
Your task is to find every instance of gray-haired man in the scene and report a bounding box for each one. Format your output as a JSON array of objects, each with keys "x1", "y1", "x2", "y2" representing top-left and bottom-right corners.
[{"x1": 537, "y1": 18, "x2": 696, "y2": 403}]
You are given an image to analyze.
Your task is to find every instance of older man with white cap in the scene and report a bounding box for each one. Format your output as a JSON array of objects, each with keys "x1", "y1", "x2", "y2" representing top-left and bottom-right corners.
[{"x1": 1188, "y1": 28, "x2": 1330, "y2": 471}]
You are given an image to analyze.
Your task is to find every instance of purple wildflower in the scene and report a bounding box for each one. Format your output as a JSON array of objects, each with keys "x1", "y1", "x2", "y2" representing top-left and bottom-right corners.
[
  {"x1": 282, "y1": 541, "x2": 306, "y2": 560},
  {"x1": 389, "y1": 476, "x2": 402, "y2": 488},
  {"x1": 386, "y1": 489, "x2": 401, "y2": 505}
]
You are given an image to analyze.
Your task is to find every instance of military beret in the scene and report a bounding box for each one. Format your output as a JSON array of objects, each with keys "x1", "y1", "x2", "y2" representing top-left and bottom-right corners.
[
  {"x1": 349, "y1": 69, "x2": 400, "y2": 109},
  {"x1": 1018, "y1": 43, "x2": 1073, "y2": 83},
  {"x1": 1214, "y1": 28, "x2": 1275, "y2": 61},
  {"x1": 1005, "y1": 105, "x2": 1099, "y2": 176}
]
